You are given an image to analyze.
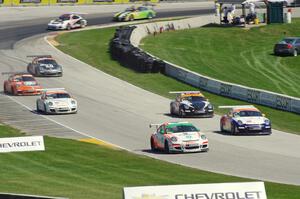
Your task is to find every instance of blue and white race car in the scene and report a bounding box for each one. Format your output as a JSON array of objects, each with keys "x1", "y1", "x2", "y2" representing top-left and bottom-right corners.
[{"x1": 219, "y1": 105, "x2": 271, "y2": 135}]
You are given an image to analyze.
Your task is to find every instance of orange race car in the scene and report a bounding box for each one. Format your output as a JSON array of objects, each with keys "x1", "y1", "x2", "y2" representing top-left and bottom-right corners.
[{"x1": 3, "y1": 72, "x2": 42, "y2": 95}]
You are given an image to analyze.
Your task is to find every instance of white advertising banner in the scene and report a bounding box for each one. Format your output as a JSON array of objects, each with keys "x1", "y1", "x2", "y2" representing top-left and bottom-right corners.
[
  {"x1": 124, "y1": 182, "x2": 267, "y2": 199},
  {"x1": 0, "y1": 136, "x2": 45, "y2": 153}
]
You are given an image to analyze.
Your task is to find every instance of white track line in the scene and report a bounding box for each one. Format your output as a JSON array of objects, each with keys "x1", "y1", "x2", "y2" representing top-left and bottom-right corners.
[{"x1": 2, "y1": 94, "x2": 127, "y2": 151}]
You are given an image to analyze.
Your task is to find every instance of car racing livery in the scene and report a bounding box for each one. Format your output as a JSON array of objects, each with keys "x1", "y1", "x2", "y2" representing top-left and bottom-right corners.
[
  {"x1": 3, "y1": 72, "x2": 42, "y2": 95},
  {"x1": 47, "y1": 13, "x2": 87, "y2": 30},
  {"x1": 219, "y1": 105, "x2": 272, "y2": 135},
  {"x1": 27, "y1": 55, "x2": 63, "y2": 77},
  {"x1": 36, "y1": 88, "x2": 77, "y2": 114},
  {"x1": 150, "y1": 122, "x2": 209, "y2": 153},
  {"x1": 170, "y1": 91, "x2": 214, "y2": 117},
  {"x1": 113, "y1": 6, "x2": 156, "y2": 22}
]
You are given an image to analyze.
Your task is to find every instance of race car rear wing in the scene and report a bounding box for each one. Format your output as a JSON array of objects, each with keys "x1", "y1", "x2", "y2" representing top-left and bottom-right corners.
[
  {"x1": 27, "y1": 55, "x2": 52, "y2": 58},
  {"x1": 149, "y1": 121, "x2": 190, "y2": 128},
  {"x1": 149, "y1": 123, "x2": 162, "y2": 129},
  {"x1": 1, "y1": 71, "x2": 29, "y2": 75},
  {"x1": 169, "y1": 91, "x2": 201, "y2": 94},
  {"x1": 37, "y1": 88, "x2": 65, "y2": 92},
  {"x1": 218, "y1": 105, "x2": 255, "y2": 109}
]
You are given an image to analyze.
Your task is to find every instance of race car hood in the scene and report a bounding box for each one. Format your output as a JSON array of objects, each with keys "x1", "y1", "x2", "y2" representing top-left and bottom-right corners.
[
  {"x1": 49, "y1": 19, "x2": 65, "y2": 25},
  {"x1": 181, "y1": 100, "x2": 209, "y2": 109},
  {"x1": 170, "y1": 132, "x2": 200, "y2": 142},
  {"x1": 46, "y1": 98, "x2": 76, "y2": 107},
  {"x1": 22, "y1": 81, "x2": 37, "y2": 86},
  {"x1": 234, "y1": 116, "x2": 267, "y2": 125},
  {"x1": 39, "y1": 64, "x2": 60, "y2": 70}
]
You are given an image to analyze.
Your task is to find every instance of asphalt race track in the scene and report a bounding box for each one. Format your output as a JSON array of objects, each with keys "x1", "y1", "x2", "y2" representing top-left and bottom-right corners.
[{"x1": 0, "y1": 4, "x2": 300, "y2": 186}]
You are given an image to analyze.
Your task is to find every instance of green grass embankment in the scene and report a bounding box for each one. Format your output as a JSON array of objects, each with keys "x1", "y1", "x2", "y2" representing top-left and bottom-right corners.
[
  {"x1": 0, "y1": 124, "x2": 299, "y2": 199},
  {"x1": 56, "y1": 27, "x2": 300, "y2": 134}
]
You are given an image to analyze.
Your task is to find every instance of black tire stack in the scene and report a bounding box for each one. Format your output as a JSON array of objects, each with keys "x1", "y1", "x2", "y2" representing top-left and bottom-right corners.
[{"x1": 110, "y1": 26, "x2": 166, "y2": 73}]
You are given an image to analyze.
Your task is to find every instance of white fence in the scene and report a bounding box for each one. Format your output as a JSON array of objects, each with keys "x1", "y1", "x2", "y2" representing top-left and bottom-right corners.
[{"x1": 130, "y1": 15, "x2": 300, "y2": 114}]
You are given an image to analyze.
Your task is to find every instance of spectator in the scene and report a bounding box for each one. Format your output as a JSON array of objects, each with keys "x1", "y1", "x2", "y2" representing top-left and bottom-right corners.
[{"x1": 222, "y1": 6, "x2": 229, "y2": 24}]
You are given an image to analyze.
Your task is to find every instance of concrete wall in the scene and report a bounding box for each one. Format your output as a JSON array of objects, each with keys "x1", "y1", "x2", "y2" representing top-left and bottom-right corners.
[{"x1": 129, "y1": 15, "x2": 300, "y2": 114}]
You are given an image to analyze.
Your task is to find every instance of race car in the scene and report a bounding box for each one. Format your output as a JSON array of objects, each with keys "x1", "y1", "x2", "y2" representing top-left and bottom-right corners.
[
  {"x1": 3, "y1": 72, "x2": 42, "y2": 95},
  {"x1": 47, "y1": 13, "x2": 87, "y2": 30},
  {"x1": 36, "y1": 88, "x2": 77, "y2": 114},
  {"x1": 113, "y1": 6, "x2": 156, "y2": 22},
  {"x1": 150, "y1": 122, "x2": 209, "y2": 153},
  {"x1": 219, "y1": 105, "x2": 272, "y2": 135},
  {"x1": 169, "y1": 91, "x2": 214, "y2": 117},
  {"x1": 27, "y1": 55, "x2": 63, "y2": 77}
]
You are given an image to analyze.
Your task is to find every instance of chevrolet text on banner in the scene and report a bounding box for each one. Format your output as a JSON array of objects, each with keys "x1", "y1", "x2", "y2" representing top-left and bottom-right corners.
[
  {"x1": 0, "y1": 136, "x2": 45, "y2": 153},
  {"x1": 123, "y1": 182, "x2": 267, "y2": 199}
]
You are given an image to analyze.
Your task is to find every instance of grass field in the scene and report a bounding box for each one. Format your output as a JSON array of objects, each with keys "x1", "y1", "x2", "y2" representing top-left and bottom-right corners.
[
  {"x1": 141, "y1": 19, "x2": 300, "y2": 98},
  {"x1": 0, "y1": 124, "x2": 300, "y2": 199},
  {"x1": 56, "y1": 27, "x2": 300, "y2": 134}
]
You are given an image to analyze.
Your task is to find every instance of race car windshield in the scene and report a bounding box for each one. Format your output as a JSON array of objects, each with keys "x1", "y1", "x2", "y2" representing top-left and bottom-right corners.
[
  {"x1": 59, "y1": 15, "x2": 70, "y2": 21},
  {"x1": 182, "y1": 96, "x2": 206, "y2": 102},
  {"x1": 236, "y1": 111, "x2": 262, "y2": 117},
  {"x1": 282, "y1": 39, "x2": 295, "y2": 44},
  {"x1": 46, "y1": 93, "x2": 71, "y2": 99},
  {"x1": 39, "y1": 59, "x2": 58, "y2": 66},
  {"x1": 125, "y1": 7, "x2": 135, "y2": 11},
  {"x1": 166, "y1": 125, "x2": 198, "y2": 133},
  {"x1": 21, "y1": 76, "x2": 35, "y2": 82}
]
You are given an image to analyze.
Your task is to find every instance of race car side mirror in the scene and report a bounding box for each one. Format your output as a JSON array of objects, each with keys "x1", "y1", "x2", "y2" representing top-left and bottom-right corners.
[{"x1": 262, "y1": 113, "x2": 266, "y2": 117}]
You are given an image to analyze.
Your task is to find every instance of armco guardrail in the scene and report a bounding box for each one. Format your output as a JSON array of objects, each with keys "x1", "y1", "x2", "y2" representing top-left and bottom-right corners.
[{"x1": 124, "y1": 15, "x2": 300, "y2": 114}]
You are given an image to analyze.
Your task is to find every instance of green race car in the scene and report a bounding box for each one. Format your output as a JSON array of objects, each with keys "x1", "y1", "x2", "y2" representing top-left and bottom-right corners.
[{"x1": 113, "y1": 6, "x2": 156, "y2": 22}]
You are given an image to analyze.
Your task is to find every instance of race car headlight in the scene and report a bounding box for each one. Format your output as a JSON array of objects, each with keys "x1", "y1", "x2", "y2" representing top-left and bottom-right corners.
[
  {"x1": 237, "y1": 120, "x2": 243, "y2": 126},
  {"x1": 48, "y1": 102, "x2": 53, "y2": 107},
  {"x1": 71, "y1": 100, "x2": 76, "y2": 105},
  {"x1": 183, "y1": 105, "x2": 190, "y2": 110},
  {"x1": 170, "y1": 137, "x2": 177, "y2": 142},
  {"x1": 207, "y1": 104, "x2": 213, "y2": 109},
  {"x1": 265, "y1": 120, "x2": 270, "y2": 125},
  {"x1": 200, "y1": 134, "x2": 207, "y2": 140}
]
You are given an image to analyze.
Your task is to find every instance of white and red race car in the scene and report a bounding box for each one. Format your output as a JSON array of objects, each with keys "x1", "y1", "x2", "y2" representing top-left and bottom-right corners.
[
  {"x1": 47, "y1": 13, "x2": 87, "y2": 30},
  {"x1": 150, "y1": 122, "x2": 209, "y2": 153}
]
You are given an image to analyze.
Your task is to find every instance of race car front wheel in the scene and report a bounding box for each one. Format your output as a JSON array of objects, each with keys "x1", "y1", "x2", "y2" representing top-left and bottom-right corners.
[
  {"x1": 293, "y1": 49, "x2": 298, "y2": 57},
  {"x1": 150, "y1": 138, "x2": 157, "y2": 152},
  {"x1": 164, "y1": 141, "x2": 170, "y2": 154},
  {"x1": 80, "y1": 20, "x2": 86, "y2": 28},
  {"x1": 231, "y1": 124, "x2": 238, "y2": 135},
  {"x1": 147, "y1": 13, "x2": 153, "y2": 19},
  {"x1": 129, "y1": 15, "x2": 134, "y2": 21}
]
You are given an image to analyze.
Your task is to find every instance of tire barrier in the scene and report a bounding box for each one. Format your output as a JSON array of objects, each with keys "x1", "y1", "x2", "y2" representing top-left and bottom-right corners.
[
  {"x1": 110, "y1": 26, "x2": 166, "y2": 73},
  {"x1": 124, "y1": 15, "x2": 300, "y2": 114}
]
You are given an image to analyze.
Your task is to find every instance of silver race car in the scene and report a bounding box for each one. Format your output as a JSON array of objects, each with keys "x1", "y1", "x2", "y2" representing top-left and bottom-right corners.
[
  {"x1": 47, "y1": 13, "x2": 87, "y2": 30},
  {"x1": 36, "y1": 88, "x2": 77, "y2": 114},
  {"x1": 27, "y1": 55, "x2": 63, "y2": 77}
]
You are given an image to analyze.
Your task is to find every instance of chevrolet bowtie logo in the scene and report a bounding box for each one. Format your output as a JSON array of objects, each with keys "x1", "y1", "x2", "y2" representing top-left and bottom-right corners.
[{"x1": 133, "y1": 194, "x2": 168, "y2": 199}]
